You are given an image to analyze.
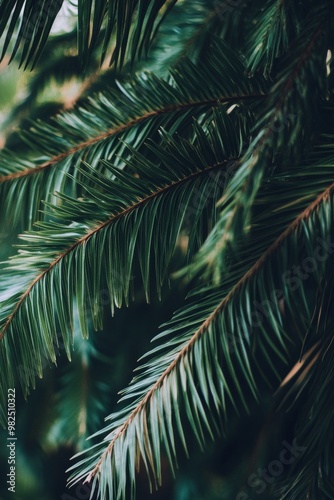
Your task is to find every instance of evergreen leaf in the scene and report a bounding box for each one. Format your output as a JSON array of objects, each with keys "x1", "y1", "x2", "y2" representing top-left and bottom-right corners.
[{"x1": 68, "y1": 147, "x2": 334, "y2": 498}]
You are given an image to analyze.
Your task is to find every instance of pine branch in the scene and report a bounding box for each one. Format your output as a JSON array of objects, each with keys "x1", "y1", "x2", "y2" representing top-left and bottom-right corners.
[
  {"x1": 0, "y1": 160, "x2": 230, "y2": 339},
  {"x1": 0, "y1": 0, "x2": 179, "y2": 69},
  {"x1": 0, "y1": 107, "x2": 250, "y2": 426},
  {"x1": 0, "y1": 96, "x2": 259, "y2": 183},
  {"x1": 0, "y1": 39, "x2": 266, "y2": 229},
  {"x1": 190, "y1": 11, "x2": 329, "y2": 278},
  {"x1": 68, "y1": 148, "x2": 334, "y2": 498},
  {"x1": 247, "y1": 0, "x2": 290, "y2": 76}
]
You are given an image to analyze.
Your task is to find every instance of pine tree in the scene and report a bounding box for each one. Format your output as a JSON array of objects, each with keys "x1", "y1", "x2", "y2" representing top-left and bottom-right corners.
[{"x1": 0, "y1": 1, "x2": 334, "y2": 498}]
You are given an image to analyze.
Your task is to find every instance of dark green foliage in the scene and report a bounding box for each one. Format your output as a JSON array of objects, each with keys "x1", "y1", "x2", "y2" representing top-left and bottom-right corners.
[{"x1": 1, "y1": 1, "x2": 334, "y2": 499}]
